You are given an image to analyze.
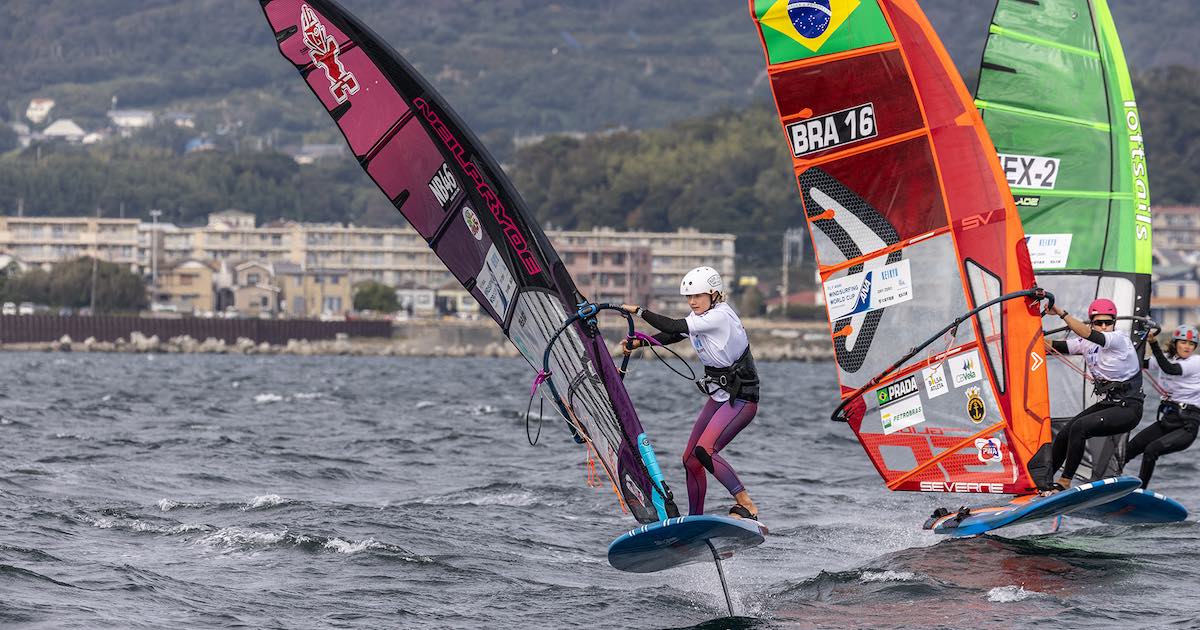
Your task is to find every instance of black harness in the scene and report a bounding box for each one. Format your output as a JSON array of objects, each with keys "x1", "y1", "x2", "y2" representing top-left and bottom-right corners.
[
  {"x1": 1093, "y1": 371, "x2": 1145, "y2": 407},
  {"x1": 696, "y1": 346, "x2": 760, "y2": 403},
  {"x1": 1159, "y1": 400, "x2": 1200, "y2": 431}
]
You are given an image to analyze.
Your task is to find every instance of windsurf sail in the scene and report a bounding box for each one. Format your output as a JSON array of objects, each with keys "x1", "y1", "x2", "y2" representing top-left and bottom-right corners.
[
  {"x1": 750, "y1": 0, "x2": 1053, "y2": 494},
  {"x1": 258, "y1": 0, "x2": 677, "y2": 523},
  {"x1": 975, "y1": 0, "x2": 1152, "y2": 480}
]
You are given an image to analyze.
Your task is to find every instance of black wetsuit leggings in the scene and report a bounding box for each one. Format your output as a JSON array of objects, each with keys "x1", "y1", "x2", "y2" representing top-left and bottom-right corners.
[
  {"x1": 1127, "y1": 411, "x2": 1199, "y2": 488},
  {"x1": 1048, "y1": 401, "x2": 1142, "y2": 483}
]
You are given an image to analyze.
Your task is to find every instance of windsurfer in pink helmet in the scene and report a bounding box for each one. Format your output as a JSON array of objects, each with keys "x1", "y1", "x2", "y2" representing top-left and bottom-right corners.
[
  {"x1": 1127, "y1": 324, "x2": 1200, "y2": 488},
  {"x1": 1040, "y1": 298, "x2": 1145, "y2": 494},
  {"x1": 617, "y1": 267, "x2": 762, "y2": 522}
]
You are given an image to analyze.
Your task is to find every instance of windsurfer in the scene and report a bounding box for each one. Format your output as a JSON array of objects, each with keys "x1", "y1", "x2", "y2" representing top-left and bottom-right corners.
[
  {"x1": 1039, "y1": 298, "x2": 1145, "y2": 494},
  {"x1": 1127, "y1": 325, "x2": 1200, "y2": 488},
  {"x1": 618, "y1": 267, "x2": 762, "y2": 521}
]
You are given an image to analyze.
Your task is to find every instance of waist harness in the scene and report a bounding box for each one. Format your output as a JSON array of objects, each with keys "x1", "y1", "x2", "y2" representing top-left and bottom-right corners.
[
  {"x1": 696, "y1": 346, "x2": 760, "y2": 403},
  {"x1": 1093, "y1": 371, "x2": 1144, "y2": 407},
  {"x1": 1159, "y1": 400, "x2": 1200, "y2": 429}
]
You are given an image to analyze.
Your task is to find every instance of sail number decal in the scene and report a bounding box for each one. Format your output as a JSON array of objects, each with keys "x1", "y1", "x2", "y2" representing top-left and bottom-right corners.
[
  {"x1": 787, "y1": 103, "x2": 876, "y2": 157},
  {"x1": 999, "y1": 153, "x2": 1059, "y2": 190}
]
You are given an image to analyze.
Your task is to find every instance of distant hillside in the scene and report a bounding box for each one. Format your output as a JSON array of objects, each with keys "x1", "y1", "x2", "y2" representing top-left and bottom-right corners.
[{"x1": 2, "y1": 0, "x2": 1196, "y2": 140}]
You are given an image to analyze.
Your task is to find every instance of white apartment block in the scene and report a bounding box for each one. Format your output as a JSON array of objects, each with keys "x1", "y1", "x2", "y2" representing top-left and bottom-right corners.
[
  {"x1": 550, "y1": 227, "x2": 736, "y2": 306},
  {"x1": 0, "y1": 216, "x2": 140, "y2": 268},
  {"x1": 2, "y1": 212, "x2": 736, "y2": 304}
]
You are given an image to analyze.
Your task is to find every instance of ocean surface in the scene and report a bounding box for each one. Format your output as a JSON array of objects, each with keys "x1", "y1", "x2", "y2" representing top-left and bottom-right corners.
[{"x1": 0, "y1": 352, "x2": 1196, "y2": 629}]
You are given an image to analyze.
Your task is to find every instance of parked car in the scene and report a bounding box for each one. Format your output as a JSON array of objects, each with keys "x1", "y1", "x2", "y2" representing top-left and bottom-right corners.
[
  {"x1": 1, "y1": 302, "x2": 15, "y2": 316},
  {"x1": 17, "y1": 302, "x2": 35, "y2": 316}
]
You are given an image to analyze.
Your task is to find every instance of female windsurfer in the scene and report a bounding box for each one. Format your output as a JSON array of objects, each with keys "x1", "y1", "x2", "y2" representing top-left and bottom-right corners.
[
  {"x1": 1040, "y1": 298, "x2": 1144, "y2": 494},
  {"x1": 1127, "y1": 325, "x2": 1200, "y2": 488},
  {"x1": 618, "y1": 266, "x2": 761, "y2": 521}
]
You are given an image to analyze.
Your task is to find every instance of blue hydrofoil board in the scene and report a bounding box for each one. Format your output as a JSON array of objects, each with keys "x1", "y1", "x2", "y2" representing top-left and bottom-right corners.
[
  {"x1": 1069, "y1": 487, "x2": 1188, "y2": 525},
  {"x1": 608, "y1": 515, "x2": 766, "y2": 573},
  {"x1": 924, "y1": 476, "x2": 1140, "y2": 536}
]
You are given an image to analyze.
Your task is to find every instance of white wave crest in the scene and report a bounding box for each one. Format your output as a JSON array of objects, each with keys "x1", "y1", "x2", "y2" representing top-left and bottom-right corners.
[
  {"x1": 243, "y1": 494, "x2": 288, "y2": 510},
  {"x1": 323, "y1": 537, "x2": 376, "y2": 554},
  {"x1": 859, "y1": 570, "x2": 917, "y2": 583},
  {"x1": 197, "y1": 527, "x2": 288, "y2": 548},
  {"x1": 987, "y1": 585, "x2": 1042, "y2": 602},
  {"x1": 294, "y1": 392, "x2": 324, "y2": 400},
  {"x1": 158, "y1": 499, "x2": 179, "y2": 512},
  {"x1": 254, "y1": 393, "x2": 284, "y2": 404}
]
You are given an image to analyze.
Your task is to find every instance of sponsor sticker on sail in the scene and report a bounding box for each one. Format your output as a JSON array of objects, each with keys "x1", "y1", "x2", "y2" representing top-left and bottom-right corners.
[
  {"x1": 922, "y1": 363, "x2": 949, "y2": 399},
  {"x1": 1024, "y1": 234, "x2": 1072, "y2": 269},
  {"x1": 948, "y1": 349, "x2": 983, "y2": 387},
  {"x1": 876, "y1": 374, "x2": 925, "y2": 434},
  {"x1": 477, "y1": 244, "x2": 517, "y2": 317},
  {"x1": 823, "y1": 259, "x2": 913, "y2": 321}
]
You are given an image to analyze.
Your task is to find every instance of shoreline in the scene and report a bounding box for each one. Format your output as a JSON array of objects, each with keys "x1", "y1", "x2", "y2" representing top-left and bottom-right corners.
[{"x1": 0, "y1": 318, "x2": 835, "y2": 361}]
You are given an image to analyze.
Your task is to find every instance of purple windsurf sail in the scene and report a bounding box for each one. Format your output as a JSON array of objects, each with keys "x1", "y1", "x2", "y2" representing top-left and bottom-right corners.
[{"x1": 259, "y1": 0, "x2": 674, "y2": 523}]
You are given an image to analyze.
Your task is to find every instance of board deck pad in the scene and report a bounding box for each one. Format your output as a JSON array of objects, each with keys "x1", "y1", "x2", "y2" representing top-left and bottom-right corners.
[
  {"x1": 924, "y1": 476, "x2": 1140, "y2": 536},
  {"x1": 1069, "y1": 487, "x2": 1188, "y2": 525},
  {"x1": 608, "y1": 515, "x2": 766, "y2": 573}
]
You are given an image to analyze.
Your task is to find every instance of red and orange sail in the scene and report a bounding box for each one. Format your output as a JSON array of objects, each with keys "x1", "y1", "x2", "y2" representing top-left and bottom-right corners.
[{"x1": 751, "y1": 0, "x2": 1051, "y2": 494}]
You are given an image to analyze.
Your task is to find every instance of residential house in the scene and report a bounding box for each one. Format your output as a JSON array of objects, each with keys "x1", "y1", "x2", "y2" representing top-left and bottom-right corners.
[
  {"x1": 435, "y1": 280, "x2": 479, "y2": 318},
  {"x1": 232, "y1": 260, "x2": 281, "y2": 317},
  {"x1": 152, "y1": 259, "x2": 215, "y2": 313},
  {"x1": 275, "y1": 263, "x2": 353, "y2": 318},
  {"x1": 395, "y1": 280, "x2": 436, "y2": 318}
]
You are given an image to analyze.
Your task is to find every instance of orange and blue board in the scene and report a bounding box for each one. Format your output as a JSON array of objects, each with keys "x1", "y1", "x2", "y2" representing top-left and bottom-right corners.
[{"x1": 753, "y1": 0, "x2": 894, "y2": 64}]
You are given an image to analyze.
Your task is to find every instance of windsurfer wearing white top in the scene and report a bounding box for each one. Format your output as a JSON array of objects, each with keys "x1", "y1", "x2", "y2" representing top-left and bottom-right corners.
[
  {"x1": 1040, "y1": 298, "x2": 1145, "y2": 495},
  {"x1": 1128, "y1": 325, "x2": 1200, "y2": 488},
  {"x1": 617, "y1": 266, "x2": 762, "y2": 521}
]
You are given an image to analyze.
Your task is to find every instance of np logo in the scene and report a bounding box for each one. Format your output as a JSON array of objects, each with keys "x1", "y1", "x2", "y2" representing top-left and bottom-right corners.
[
  {"x1": 300, "y1": 5, "x2": 360, "y2": 104},
  {"x1": 428, "y1": 163, "x2": 461, "y2": 209},
  {"x1": 975, "y1": 437, "x2": 1002, "y2": 463},
  {"x1": 966, "y1": 386, "x2": 986, "y2": 424}
]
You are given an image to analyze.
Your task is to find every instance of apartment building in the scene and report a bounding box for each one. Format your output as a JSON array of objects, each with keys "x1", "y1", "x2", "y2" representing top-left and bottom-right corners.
[
  {"x1": 549, "y1": 227, "x2": 736, "y2": 308},
  {"x1": 0, "y1": 216, "x2": 140, "y2": 269}
]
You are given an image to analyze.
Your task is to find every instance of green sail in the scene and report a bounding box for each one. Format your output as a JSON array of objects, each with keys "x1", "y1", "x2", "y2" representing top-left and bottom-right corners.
[
  {"x1": 975, "y1": 0, "x2": 1152, "y2": 474},
  {"x1": 976, "y1": 0, "x2": 1150, "y2": 282}
]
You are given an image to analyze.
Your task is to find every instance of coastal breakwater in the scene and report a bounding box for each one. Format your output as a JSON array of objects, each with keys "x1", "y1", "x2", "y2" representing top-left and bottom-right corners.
[{"x1": 0, "y1": 317, "x2": 834, "y2": 361}]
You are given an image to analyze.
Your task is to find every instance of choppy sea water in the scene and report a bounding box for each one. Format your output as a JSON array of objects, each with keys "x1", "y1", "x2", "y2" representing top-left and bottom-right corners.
[{"x1": 0, "y1": 352, "x2": 1196, "y2": 629}]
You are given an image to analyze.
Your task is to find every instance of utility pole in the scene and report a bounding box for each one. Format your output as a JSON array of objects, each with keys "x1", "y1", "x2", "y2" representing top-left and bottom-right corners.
[
  {"x1": 781, "y1": 227, "x2": 806, "y2": 317},
  {"x1": 149, "y1": 209, "x2": 162, "y2": 289},
  {"x1": 90, "y1": 207, "x2": 100, "y2": 313}
]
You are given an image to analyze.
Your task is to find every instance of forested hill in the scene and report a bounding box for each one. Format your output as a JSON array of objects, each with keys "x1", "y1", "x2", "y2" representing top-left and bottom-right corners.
[{"x1": 2, "y1": 0, "x2": 1197, "y2": 139}]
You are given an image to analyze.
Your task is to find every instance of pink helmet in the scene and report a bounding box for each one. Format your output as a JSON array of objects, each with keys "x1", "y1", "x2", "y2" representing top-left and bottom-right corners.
[{"x1": 1087, "y1": 298, "x2": 1118, "y2": 318}]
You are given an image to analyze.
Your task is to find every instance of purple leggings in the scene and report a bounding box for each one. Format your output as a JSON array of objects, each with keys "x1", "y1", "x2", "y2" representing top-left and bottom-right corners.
[{"x1": 682, "y1": 397, "x2": 757, "y2": 515}]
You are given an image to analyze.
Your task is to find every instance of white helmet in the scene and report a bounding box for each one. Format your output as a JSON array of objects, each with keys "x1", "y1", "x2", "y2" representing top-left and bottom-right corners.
[{"x1": 680, "y1": 266, "x2": 723, "y2": 296}]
